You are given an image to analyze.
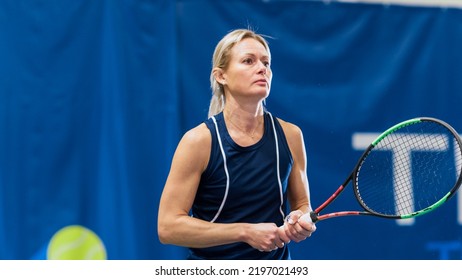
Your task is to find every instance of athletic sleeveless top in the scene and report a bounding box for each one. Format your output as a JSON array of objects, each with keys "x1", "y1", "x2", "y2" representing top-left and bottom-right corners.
[{"x1": 188, "y1": 111, "x2": 294, "y2": 260}]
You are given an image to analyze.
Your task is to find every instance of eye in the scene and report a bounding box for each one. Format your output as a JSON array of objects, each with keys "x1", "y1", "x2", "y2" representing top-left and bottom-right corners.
[
  {"x1": 263, "y1": 61, "x2": 270, "y2": 67},
  {"x1": 243, "y1": 58, "x2": 254, "y2": 64}
]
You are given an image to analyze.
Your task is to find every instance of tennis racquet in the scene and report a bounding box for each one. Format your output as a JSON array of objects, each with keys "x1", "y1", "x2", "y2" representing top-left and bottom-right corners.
[{"x1": 304, "y1": 117, "x2": 462, "y2": 224}]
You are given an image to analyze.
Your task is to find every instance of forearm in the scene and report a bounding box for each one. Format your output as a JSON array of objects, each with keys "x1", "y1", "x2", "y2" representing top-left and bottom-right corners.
[{"x1": 158, "y1": 214, "x2": 248, "y2": 248}]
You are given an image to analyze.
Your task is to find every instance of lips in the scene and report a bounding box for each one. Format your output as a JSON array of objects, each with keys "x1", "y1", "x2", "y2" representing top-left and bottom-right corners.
[{"x1": 255, "y1": 79, "x2": 267, "y2": 85}]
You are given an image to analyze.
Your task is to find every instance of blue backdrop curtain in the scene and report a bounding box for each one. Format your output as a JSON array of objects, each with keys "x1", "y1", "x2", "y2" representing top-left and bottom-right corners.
[
  {"x1": 0, "y1": 0, "x2": 182, "y2": 259},
  {"x1": 0, "y1": 0, "x2": 461, "y2": 259}
]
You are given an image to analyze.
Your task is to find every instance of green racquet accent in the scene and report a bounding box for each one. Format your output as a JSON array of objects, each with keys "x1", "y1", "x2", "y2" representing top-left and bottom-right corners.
[
  {"x1": 401, "y1": 192, "x2": 452, "y2": 219},
  {"x1": 372, "y1": 118, "x2": 422, "y2": 146}
]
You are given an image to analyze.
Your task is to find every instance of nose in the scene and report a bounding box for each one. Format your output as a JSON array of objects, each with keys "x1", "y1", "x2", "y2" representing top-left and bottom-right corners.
[{"x1": 258, "y1": 62, "x2": 268, "y2": 75}]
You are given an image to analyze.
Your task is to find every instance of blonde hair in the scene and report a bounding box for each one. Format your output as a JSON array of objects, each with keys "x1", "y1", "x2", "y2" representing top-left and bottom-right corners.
[{"x1": 208, "y1": 29, "x2": 271, "y2": 118}]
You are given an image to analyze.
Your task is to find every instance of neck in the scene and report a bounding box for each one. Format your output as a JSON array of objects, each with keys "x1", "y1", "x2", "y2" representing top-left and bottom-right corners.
[{"x1": 224, "y1": 108, "x2": 264, "y2": 139}]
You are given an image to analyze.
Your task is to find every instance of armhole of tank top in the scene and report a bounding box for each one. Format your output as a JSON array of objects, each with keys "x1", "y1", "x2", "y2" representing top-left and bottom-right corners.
[
  {"x1": 209, "y1": 116, "x2": 230, "y2": 223},
  {"x1": 267, "y1": 112, "x2": 285, "y2": 221},
  {"x1": 273, "y1": 117, "x2": 294, "y2": 166}
]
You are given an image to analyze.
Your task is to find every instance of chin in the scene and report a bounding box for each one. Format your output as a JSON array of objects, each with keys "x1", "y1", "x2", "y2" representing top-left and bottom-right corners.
[{"x1": 253, "y1": 92, "x2": 269, "y2": 100}]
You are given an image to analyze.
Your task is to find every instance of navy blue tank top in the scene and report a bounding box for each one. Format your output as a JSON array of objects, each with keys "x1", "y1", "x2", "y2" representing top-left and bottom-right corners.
[{"x1": 188, "y1": 111, "x2": 294, "y2": 260}]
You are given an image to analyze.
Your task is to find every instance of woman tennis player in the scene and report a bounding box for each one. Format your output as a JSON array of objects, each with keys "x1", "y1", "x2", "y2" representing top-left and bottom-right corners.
[{"x1": 158, "y1": 28, "x2": 316, "y2": 260}]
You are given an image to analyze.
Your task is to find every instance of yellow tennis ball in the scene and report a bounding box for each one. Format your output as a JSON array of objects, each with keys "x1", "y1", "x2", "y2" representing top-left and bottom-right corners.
[{"x1": 47, "y1": 225, "x2": 107, "y2": 260}]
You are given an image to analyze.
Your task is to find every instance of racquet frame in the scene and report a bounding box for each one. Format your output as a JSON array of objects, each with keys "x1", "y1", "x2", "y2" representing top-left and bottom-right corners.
[{"x1": 309, "y1": 117, "x2": 462, "y2": 223}]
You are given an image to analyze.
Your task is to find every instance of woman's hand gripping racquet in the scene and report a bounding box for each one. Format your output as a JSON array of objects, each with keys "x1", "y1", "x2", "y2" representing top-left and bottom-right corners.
[{"x1": 303, "y1": 117, "x2": 462, "y2": 224}]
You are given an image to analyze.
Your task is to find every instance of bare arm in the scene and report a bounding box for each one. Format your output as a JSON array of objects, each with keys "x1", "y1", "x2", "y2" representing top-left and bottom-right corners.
[
  {"x1": 157, "y1": 124, "x2": 282, "y2": 251},
  {"x1": 277, "y1": 119, "x2": 316, "y2": 242}
]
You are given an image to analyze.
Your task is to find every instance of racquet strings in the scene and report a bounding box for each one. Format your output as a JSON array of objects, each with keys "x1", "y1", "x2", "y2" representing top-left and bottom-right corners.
[{"x1": 355, "y1": 120, "x2": 462, "y2": 217}]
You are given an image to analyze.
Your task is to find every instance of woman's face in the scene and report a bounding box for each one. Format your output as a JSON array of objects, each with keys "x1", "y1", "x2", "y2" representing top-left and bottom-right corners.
[{"x1": 222, "y1": 38, "x2": 272, "y2": 101}]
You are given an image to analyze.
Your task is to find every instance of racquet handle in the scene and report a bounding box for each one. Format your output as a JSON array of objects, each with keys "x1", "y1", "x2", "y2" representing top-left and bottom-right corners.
[
  {"x1": 278, "y1": 211, "x2": 316, "y2": 230},
  {"x1": 299, "y1": 212, "x2": 314, "y2": 223}
]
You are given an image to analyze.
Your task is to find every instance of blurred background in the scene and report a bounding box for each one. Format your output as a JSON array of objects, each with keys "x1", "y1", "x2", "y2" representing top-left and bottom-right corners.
[{"x1": 1, "y1": 0, "x2": 461, "y2": 260}]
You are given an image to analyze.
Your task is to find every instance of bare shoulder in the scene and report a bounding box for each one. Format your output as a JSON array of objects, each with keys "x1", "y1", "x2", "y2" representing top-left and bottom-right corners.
[
  {"x1": 276, "y1": 118, "x2": 303, "y2": 140},
  {"x1": 276, "y1": 117, "x2": 307, "y2": 158},
  {"x1": 275, "y1": 118, "x2": 308, "y2": 177},
  {"x1": 181, "y1": 123, "x2": 211, "y2": 147},
  {"x1": 174, "y1": 122, "x2": 212, "y2": 173}
]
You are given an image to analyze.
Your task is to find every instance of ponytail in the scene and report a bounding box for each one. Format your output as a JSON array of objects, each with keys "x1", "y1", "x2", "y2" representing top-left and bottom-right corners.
[{"x1": 208, "y1": 86, "x2": 225, "y2": 118}]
